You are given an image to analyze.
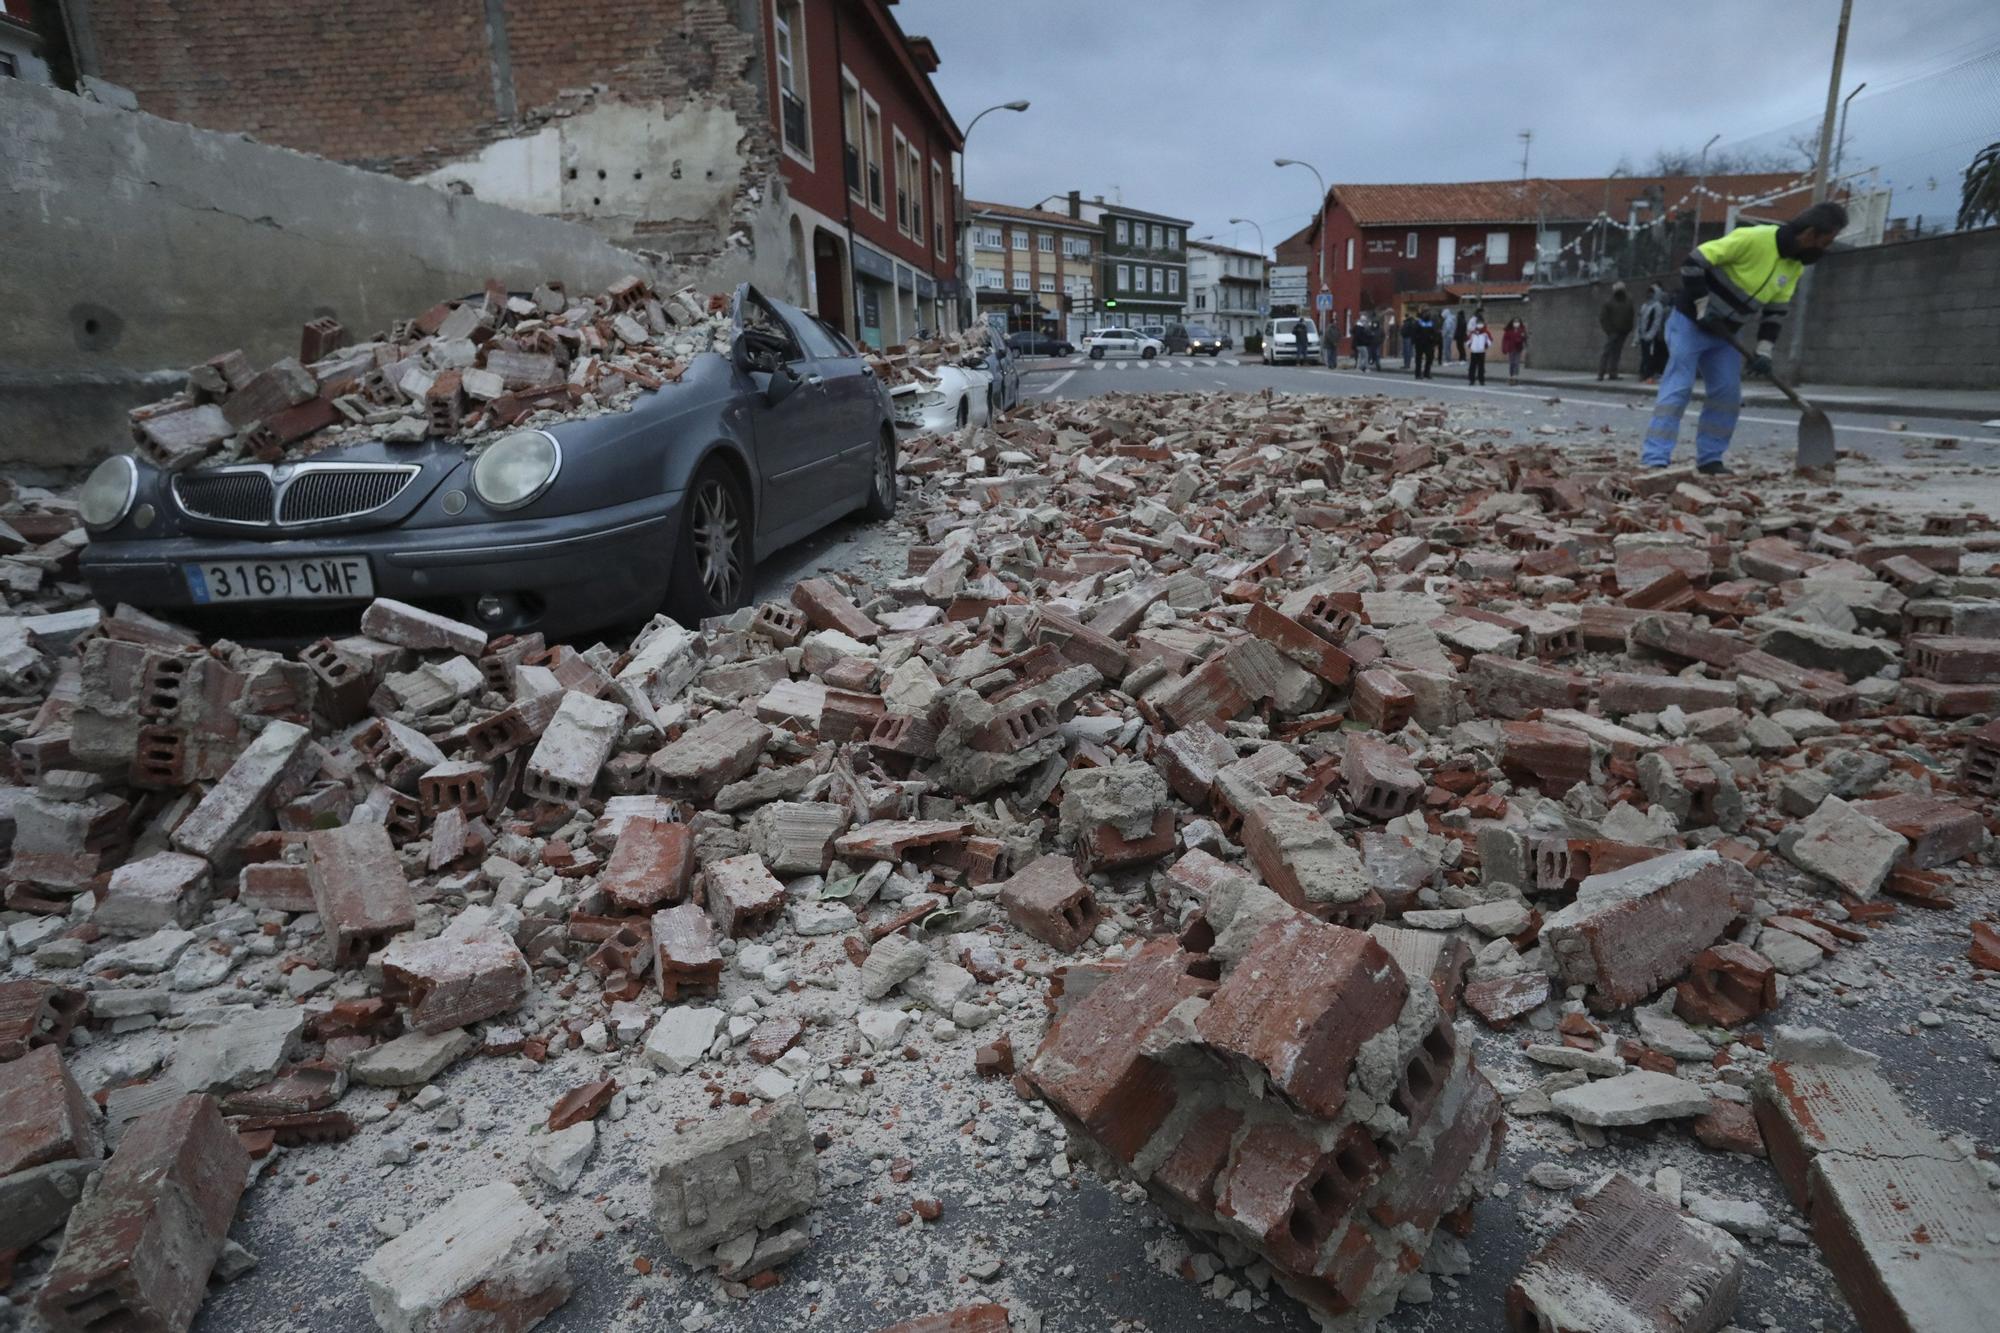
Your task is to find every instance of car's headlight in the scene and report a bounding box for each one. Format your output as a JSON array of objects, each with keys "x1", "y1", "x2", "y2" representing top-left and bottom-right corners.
[
  {"x1": 471, "y1": 429, "x2": 561, "y2": 510},
  {"x1": 80, "y1": 455, "x2": 138, "y2": 529}
]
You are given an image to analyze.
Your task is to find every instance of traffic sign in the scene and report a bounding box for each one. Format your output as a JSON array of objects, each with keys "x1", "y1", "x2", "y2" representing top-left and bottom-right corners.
[{"x1": 1315, "y1": 291, "x2": 1332, "y2": 312}]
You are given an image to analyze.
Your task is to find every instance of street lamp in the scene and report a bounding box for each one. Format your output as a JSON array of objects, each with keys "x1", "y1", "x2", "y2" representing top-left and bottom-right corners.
[
  {"x1": 1228, "y1": 218, "x2": 1268, "y2": 339},
  {"x1": 1227, "y1": 217, "x2": 1266, "y2": 257},
  {"x1": 1275, "y1": 158, "x2": 1328, "y2": 326},
  {"x1": 957, "y1": 100, "x2": 1030, "y2": 330},
  {"x1": 1692, "y1": 132, "x2": 1722, "y2": 244},
  {"x1": 1832, "y1": 81, "x2": 1867, "y2": 183}
]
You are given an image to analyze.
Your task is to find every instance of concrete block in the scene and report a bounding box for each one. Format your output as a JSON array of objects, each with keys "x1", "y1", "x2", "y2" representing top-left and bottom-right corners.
[
  {"x1": 648, "y1": 1097, "x2": 818, "y2": 1263},
  {"x1": 360, "y1": 1181, "x2": 571, "y2": 1333},
  {"x1": 308, "y1": 822, "x2": 417, "y2": 966}
]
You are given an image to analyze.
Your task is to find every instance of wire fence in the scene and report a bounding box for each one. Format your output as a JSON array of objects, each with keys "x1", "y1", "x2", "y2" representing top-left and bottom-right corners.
[{"x1": 1538, "y1": 43, "x2": 2000, "y2": 285}]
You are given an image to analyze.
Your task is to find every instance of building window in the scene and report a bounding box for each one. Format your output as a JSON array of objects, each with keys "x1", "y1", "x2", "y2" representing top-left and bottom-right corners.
[
  {"x1": 1039, "y1": 275, "x2": 1055, "y2": 293},
  {"x1": 1009, "y1": 230, "x2": 1026, "y2": 251},
  {"x1": 907, "y1": 143, "x2": 924, "y2": 237},
  {"x1": 1194, "y1": 293, "x2": 1206, "y2": 310},
  {"x1": 1038, "y1": 233, "x2": 1054, "y2": 253},
  {"x1": 1116, "y1": 264, "x2": 1130, "y2": 291},
  {"x1": 842, "y1": 74, "x2": 862, "y2": 198},
  {"x1": 1166, "y1": 227, "x2": 1179, "y2": 250},
  {"x1": 1012, "y1": 273, "x2": 1030, "y2": 292},
  {"x1": 1148, "y1": 224, "x2": 1161, "y2": 249},
  {"x1": 977, "y1": 269, "x2": 1003, "y2": 290},
  {"x1": 892, "y1": 130, "x2": 910, "y2": 233},
  {"x1": 1486, "y1": 231, "x2": 1511, "y2": 266},
  {"x1": 1115, "y1": 219, "x2": 1129, "y2": 244},
  {"x1": 861, "y1": 95, "x2": 884, "y2": 214},
  {"x1": 773, "y1": 1, "x2": 811, "y2": 163},
  {"x1": 931, "y1": 163, "x2": 946, "y2": 256},
  {"x1": 975, "y1": 227, "x2": 1002, "y2": 249},
  {"x1": 1345, "y1": 238, "x2": 1355, "y2": 270},
  {"x1": 1405, "y1": 231, "x2": 1418, "y2": 259},
  {"x1": 1168, "y1": 270, "x2": 1180, "y2": 295}
]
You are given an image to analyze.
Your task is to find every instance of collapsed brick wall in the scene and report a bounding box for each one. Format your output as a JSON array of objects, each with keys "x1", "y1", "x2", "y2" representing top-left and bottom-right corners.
[{"x1": 86, "y1": 0, "x2": 774, "y2": 181}]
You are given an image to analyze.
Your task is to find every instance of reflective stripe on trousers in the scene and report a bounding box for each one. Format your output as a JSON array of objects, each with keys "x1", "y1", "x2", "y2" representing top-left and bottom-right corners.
[{"x1": 1642, "y1": 309, "x2": 1742, "y2": 467}]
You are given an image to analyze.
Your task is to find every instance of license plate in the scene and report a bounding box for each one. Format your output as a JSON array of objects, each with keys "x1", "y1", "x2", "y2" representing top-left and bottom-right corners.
[{"x1": 184, "y1": 556, "x2": 374, "y2": 604}]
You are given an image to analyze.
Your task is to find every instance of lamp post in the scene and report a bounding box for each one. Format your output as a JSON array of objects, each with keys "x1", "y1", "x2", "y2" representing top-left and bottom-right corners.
[
  {"x1": 1692, "y1": 132, "x2": 1722, "y2": 246},
  {"x1": 956, "y1": 100, "x2": 1029, "y2": 330},
  {"x1": 1275, "y1": 158, "x2": 1328, "y2": 326},
  {"x1": 1229, "y1": 218, "x2": 1267, "y2": 342}
]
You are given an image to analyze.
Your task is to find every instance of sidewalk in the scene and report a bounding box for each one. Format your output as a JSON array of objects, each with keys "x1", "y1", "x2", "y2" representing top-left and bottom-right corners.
[{"x1": 1376, "y1": 360, "x2": 2000, "y2": 423}]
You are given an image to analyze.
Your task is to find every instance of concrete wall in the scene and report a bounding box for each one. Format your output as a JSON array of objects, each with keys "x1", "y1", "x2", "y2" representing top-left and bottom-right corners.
[
  {"x1": 0, "y1": 79, "x2": 762, "y2": 475},
  {"x1": 1520, "y1": 228, "x2": 2000, "y2": 391}
]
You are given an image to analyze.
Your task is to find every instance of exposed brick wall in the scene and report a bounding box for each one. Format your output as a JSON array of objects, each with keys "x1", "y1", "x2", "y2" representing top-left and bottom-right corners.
[{"x1": 87, "y1": 0, "x2": 773, "y2": 181}]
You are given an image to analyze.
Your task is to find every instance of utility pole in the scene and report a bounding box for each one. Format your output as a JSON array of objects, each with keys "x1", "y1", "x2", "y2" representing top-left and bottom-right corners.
[{"x1": 1812, "y1": 0, "x2": 1854, "y2": 202}]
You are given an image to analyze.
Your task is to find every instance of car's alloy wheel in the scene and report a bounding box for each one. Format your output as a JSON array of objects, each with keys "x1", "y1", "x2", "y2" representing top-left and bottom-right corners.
[
  {"x1": 689, "y1": 477, "x2": 745, "y2": 608},
  {"x1": 861, "y1": 430, "x2": 897, "y2": 520}
]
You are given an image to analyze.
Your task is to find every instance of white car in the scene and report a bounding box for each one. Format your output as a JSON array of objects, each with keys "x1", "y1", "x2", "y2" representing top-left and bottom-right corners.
[
  {"x1": 1082, "y1": 327, "x2": 1163, "y2": 360},
  {"x1": 889, "y1": 362, "x2": 997, "y2": 434},
  {"x1": 1262, "y1": 318, "x2": 1322, "y2": 365}
]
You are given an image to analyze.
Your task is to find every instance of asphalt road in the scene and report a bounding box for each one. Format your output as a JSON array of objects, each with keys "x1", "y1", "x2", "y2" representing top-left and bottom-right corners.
[{"x1": 1015, "y1": 353, "x2": 2000, "y2": 474}]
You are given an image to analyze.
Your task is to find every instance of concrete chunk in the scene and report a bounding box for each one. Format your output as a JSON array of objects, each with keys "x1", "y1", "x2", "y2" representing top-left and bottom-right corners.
[
  {"x1": 648, "y1": 1097, "x2": 818, "y2": 1263},
  {"x1": 360, "y1": 1181, "x2": 571, "y2": 1333}
]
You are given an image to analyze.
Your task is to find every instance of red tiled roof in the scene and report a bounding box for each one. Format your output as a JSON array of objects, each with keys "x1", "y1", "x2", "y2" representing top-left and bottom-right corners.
[
  {"x1": 966, "y1": 199, "x2": 1096, "y2": 230},
  {"x1": 1331, "y1": 173, "x2": 1817, "y2": 227}
]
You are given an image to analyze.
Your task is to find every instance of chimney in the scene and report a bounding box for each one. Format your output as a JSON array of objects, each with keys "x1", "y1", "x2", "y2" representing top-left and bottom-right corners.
[{"x1": 1067, "y1": 190, "x2": 1081, "y2": 219}]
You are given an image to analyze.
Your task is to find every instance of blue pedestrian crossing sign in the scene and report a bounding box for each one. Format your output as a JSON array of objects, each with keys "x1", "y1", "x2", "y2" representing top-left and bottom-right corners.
[{"x1": 1315, "y1": 291, "x2": 1332, "y2": 312}]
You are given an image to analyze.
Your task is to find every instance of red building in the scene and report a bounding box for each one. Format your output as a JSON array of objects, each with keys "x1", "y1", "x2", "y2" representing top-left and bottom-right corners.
[
  {"x1": 761, "y1": 0, "x2": 964, "y2": 346},
  {"x1": 1295, "y1": 174, "x2": 1810, "y2": 353}
]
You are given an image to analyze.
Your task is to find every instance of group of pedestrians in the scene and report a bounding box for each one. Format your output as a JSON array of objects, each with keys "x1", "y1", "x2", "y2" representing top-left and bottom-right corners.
[
  {"x1": 1599, "y1": 281, "x2": 1675, "y2": 382},
  {"x1": 1392, "y1": 305, "x2": 1528, "y2": 385}
]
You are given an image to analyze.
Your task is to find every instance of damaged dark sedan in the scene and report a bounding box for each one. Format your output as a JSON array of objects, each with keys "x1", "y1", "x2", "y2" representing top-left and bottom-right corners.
[{"x1": 78, "y1": 284, "x2": 898, "y2": 640}]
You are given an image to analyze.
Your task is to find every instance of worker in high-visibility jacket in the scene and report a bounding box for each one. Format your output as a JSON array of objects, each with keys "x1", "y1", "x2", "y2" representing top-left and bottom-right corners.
[{"x1": 1641, "y1": 202, "x2": 1848, "y2": 475}]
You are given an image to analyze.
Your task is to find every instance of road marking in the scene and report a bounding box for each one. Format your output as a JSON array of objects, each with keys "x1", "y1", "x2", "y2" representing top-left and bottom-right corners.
[
  {"x1": 1307, "y1": 371, "x2": 1998, "y2": 443},
  {"x1": 1031, "y1": 370, "x2": 1075, "y2": 396}
]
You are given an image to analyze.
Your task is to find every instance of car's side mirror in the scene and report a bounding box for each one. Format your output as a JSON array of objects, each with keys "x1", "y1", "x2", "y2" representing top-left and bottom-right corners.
[{"x1": 763, "y1": 364, "x2": 800, "y2": 406}]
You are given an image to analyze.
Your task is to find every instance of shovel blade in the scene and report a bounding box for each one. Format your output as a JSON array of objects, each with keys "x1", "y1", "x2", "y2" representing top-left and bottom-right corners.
[{"x1": 1794, "y1": 406, "x2": 1836, "y2": 474}]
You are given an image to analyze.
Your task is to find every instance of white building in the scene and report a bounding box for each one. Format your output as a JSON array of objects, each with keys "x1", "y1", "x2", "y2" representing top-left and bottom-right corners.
[{"x1": 1185, "y1": 240, "x2": 1267, "y2": 347}]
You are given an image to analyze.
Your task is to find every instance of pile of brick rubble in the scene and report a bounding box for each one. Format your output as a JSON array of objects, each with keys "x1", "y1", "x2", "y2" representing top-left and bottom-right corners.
[
  {"x1": 119, "y1": 275, "x2": 995, "y2": 477},
  {"x1": 3, "y1": 387, "x2": 1999, "y2": 1333}
]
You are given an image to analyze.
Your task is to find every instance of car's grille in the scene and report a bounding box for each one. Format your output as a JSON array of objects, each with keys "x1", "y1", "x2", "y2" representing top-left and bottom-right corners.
[
  {"x1": 172, "y1": 465, "x2": 420, "y2": 527},
  {"x1": 173, "y1": 471, "x2": 274, "y2": 524},
  {"x1": 278, "y1": 468, "x2": 415, "y2": 524}
]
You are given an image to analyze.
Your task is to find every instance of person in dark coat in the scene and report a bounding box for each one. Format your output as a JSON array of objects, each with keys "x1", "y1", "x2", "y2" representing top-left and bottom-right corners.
[
  {"x1": 1293, "y1": 319, "x2": 1311, "y2": 366},
  {"x1": 1597, "y1": 282, "x2": 1636, "y2": 380},
  {"x1": 1400, "y1": 312, "x2": 1417, "y2": 369},
  {"x1": 1411, "y1": 307, "x2": 1440, "y2": 380}
]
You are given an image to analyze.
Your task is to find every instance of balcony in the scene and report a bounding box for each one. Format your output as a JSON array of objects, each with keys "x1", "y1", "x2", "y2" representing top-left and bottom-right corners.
[{"x1": 780, "y1": 90, "x2": 809, "y2": 155}]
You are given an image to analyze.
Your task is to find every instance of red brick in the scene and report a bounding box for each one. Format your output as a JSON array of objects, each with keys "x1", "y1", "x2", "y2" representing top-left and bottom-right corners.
[
  {"x1": 1461, "y1": 972, "x2": 1551, "y2": 1028},
  {"x1": 0, "y1": 1045, "x2": 96, "y2": 1176},
  {"x1": 877, "y1": 1306, "x2": 1011, "y2": 1333},
  {"x1": 1543, "y1": 849, "x2": 1744, "y2": 1012},
  {"x1": 653, "y1": 903, "x2": 723, "y2": 999},
  {"x1": 703, "y1": 854, "x2": 785, "y2": 938},
  {"x1": 599, "y1": 816, "x2": 693, "y2": 912},
  {"x1": 1247, "y1": 603, "x2": 1355, "y2": 685},
  {"x1": 1965, "y1": 720, "x2": 2000, "y2": 795},
  {"x1": 1499, "y1": 719, "x2": 1594, "y2": 796},
  {"x1": 1348, "y1": 667, "x2": 1413, "y2": 732},
  {"x1": 1693, "y1": 1098, "x2": 1765, "y2": 1156},
  {"x1": 997, "y1": 855, "x2": 1102, "y2": 952},
  {"x1": 36, "y1": 1094, "x2": 248, "y2": 1333},
  {"x1": 1028, "y1": 606, "x2": 1130, "y2": 679},
  {"x1": 1674, "y1": 941, "x2": 1779, "y2": 1028},
  {"x1": 1341, "y1": 734, "x2": 1423, "y2": 821},
  {"x1": 548, "y1": 1076, "x2": 616, "y2": 1130},
  {"x1": 306, "y1": 822, "x2": 417, "y2": 967},
  {"x1": 0, "y1": 980, "x2": 87, "y2": 1063},
  {"x1": 1194, "y1": 916, "x2": 1406, "y2": 1120},
  {"x1": 791, "y1": 577, "x2": 880, "y2": 642},
  {"x1": 1466, "y1": 654, "x2": 1592, "y2": 719},
  {"x1": 380, "y1": 927, "x2": 530, "y2": 1034},
  {"x1": 1076, "y1": 809, "x2": 1176, "y2": 873},
  {"x1": 834, "y1": 819, "x2": 971, "y2": 862},
  {"x1": 1506, "y1": 1172, "x2": 1741, "y2": 1333}
]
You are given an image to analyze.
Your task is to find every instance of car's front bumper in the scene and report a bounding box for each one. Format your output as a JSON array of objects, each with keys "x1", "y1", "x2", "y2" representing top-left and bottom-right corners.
[{"x1": 80, "y1": 489, "x2": 685, "y2": 641}]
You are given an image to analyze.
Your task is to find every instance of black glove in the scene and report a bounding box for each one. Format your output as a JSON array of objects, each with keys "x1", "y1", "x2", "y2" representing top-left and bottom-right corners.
[{"x1": 1745, "y1": 353, "x2": 1773, "y2": 379}]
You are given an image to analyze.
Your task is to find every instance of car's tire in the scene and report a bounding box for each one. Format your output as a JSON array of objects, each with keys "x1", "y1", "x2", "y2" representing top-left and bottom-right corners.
[
  {"x1": 664, "y1": 460, "x2": 753, "y2": 625},
  {"x1": 1088, "y1": 347, "x2": 1103, "y2": 360},
  {"x1": 860, "y1": 428, "x2": 896, "y2": 520},
  {"x1": 1142, "y1": 347, "x2": 1157, "y2": 360},
  {"x1": 956, "y1": 397, "x2": 971, "y2": 429}
]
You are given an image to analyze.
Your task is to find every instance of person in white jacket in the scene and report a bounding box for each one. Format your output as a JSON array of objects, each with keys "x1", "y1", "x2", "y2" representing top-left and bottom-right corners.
[{"x1": 1636, "y1": 283, "x2": 1670, "y2": 383}]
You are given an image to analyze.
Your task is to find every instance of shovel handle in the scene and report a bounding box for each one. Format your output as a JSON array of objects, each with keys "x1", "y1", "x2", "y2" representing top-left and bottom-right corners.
[{"x1": 1725, "y1": 333, "x2": 1817, "y2": 415}]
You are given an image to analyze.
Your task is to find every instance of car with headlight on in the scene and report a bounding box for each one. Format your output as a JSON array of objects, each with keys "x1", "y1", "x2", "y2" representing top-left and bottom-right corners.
[
  {"x1": 1080, "y1": 328, "x2": 1163, "y2": 360},
  {"x1": 77, "y1": 284, "x2": 899, "y2": 640},
  {"x1": 887, "y1": 361, "x2": 996, "y2": 434}
]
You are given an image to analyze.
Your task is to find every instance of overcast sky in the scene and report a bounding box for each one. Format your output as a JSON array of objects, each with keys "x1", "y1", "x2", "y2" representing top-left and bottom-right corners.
[{"x1": 897, "y1": 0, "x2": 2000, "y2": 250}]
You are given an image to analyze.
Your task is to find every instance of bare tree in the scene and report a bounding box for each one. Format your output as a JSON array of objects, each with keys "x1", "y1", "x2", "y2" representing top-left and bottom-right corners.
[{"x1": 1644, "y1": 145, "x2": 1798, "y2": 177}]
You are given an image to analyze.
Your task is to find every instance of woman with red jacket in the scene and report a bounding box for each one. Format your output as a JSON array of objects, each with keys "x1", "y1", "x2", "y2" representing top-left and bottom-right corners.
[{"x1": 1501, "y1": 318, "x2": 1528, "y2": 386}]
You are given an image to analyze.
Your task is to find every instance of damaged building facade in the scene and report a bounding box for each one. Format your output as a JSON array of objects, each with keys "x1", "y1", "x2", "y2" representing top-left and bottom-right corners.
[{"x1": 52, "y1": 0, "x2": 963, "y2": 347}]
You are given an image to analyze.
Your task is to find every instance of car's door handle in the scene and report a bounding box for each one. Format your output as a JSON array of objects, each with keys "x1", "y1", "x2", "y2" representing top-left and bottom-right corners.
[{"x1": 803, "y1": 374, "x2": 823, "y2": 386}]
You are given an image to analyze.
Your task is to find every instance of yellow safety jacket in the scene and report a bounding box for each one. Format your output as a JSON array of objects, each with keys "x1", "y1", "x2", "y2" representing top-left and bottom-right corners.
[{"x1": 1676, "y1": 224, "x2": 1801, "y2": 347}]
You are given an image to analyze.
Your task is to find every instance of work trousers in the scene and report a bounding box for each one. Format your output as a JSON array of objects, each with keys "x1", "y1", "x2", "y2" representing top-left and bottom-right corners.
[
  {"x1": 1642, "y1": 310, "x2": 1743, "y2": 467},
  {"x1": 1467, "y1": 352, "x2": 1487, "y2": 385},
  {"x1": 1507, "y1": 350, "x2": 1522, "y2": 381},
  {"x1": 1414, "y1": 346, "x2": 1435, "y2": 379}
]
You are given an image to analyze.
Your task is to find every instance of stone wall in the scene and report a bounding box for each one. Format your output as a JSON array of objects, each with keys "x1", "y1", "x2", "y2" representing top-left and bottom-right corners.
[
  {"x1": 0, "y1": 79, "x2": 749, "y2": 474},
  {"x1": 1520, "y1": 228, "x2": 2000, "y2": 391}
]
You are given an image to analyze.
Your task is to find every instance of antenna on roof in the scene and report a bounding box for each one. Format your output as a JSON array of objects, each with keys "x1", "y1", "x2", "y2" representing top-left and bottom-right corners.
[{"x1": 1518, "y1": 130, "x2": 1533, "y2": 182}]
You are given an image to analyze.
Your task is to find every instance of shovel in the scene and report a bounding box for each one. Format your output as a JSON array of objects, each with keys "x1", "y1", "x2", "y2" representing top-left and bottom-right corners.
[{"x1": 1729, "y1": 334, "x2": 1836, "y2": 476}]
